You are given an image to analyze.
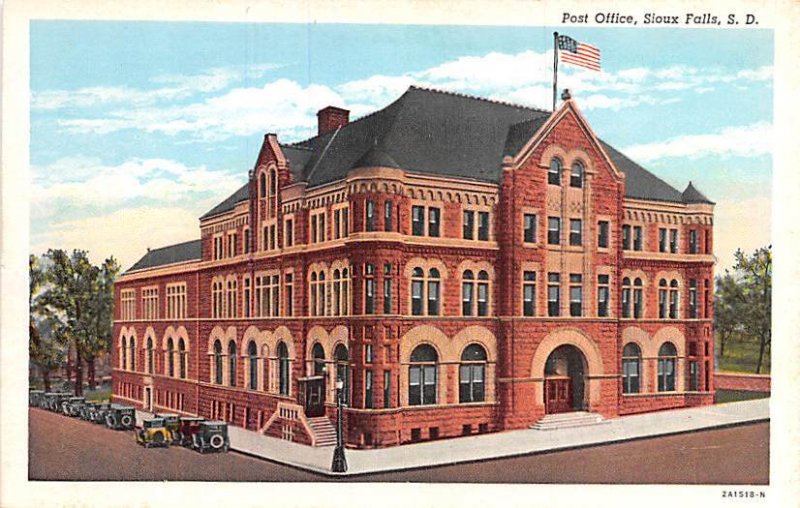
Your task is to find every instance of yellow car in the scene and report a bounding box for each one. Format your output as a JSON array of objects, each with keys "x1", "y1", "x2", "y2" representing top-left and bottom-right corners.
[{"x1": 135, "y1": 417, "x2": 171, "y2": 448}]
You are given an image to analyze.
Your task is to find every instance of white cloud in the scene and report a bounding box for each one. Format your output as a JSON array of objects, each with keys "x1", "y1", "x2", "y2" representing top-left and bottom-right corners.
[
  {"x1": 714, "y1": 196, "x2": 772, "y2": 272},
  {"x1": 31, "y1": 206, "x2": 203, "y2": 271},
  {"x1": 622, "y1": 122, "x2": 772, "y2": 162}
]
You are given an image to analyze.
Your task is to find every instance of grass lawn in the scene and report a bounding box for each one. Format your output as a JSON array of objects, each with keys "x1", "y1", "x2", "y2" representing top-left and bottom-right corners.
[
  {"x1": 717, "y1": 335, "x2": 770, "y2": 374},
  {"x1": 714, "y1": 389, "x2": 770, "y2": 404}
]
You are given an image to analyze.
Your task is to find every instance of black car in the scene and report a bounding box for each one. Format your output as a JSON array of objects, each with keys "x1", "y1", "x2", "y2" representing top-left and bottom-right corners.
[
  {"x1": 105, "y1": 405, "x2": 136, "y2": 430},
  {"x1": 91, "y1": 402, "x2": 113, "y2": 424},
  {"x1": 63, "y1": 397, "x2": 86, "y2": 416},
  {"x1": 191, "y1": 421, "x2": 230, "y2": 453},
  {"x1": 29, "y1": 390, "x2": 45, "y2": 407}
]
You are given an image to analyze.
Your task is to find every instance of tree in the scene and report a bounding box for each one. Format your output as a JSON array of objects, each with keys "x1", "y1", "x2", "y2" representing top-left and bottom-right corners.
[
  {"x1": 732, "y1": 246, "x2": 772, "y2": 374},
  {"x1": 714, "y1": 271, "x2": 744, "y2": 359},
  {"x1": 29, "y1": 254, "x2": 66, "y2": 391},
  {"x1": 35, "y1": 249, "x2": 120, "y2": 396}
]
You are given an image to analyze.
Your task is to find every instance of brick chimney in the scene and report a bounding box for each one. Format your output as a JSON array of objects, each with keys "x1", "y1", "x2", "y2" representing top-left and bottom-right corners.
[{"x1": 317, "y1": 106, "x2": 349, "y2": 136}]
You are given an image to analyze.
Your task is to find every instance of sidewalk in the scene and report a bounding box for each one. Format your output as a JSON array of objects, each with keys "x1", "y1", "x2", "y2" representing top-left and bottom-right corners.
[{"x1": 139, "y1": 398, "x2": 769, "y2": 477}]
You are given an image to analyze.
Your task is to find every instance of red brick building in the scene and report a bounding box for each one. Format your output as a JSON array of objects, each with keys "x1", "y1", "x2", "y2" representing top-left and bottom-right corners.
[{"x1": 112, "y1": 87, "x2": 715, "y2": 448}]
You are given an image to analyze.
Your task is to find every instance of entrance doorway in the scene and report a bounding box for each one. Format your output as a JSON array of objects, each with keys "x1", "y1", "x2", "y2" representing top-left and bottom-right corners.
[
  {"x1": 144, "y1": 386, "x2": 153, "y2": 412},
  {"x1": 298, "y1": 376, "x2": 326, "y2": 417},
  {"x1": 544, "y1": 345, "x2": 587, "y2": 414}
]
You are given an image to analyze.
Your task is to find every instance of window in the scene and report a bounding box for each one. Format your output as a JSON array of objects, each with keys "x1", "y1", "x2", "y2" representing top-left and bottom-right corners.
[
  {"x1": 214, "y1": 340, "x2": 223, "y2": 385},
  {"x1": 569, "y1": 274, "x2": 582, "y2": 317},
  {"x1": 597, "y1": 221, "x2": 609, "y2": 249},
  {"x1": 278, "y1": 342, "x2": 290, "y2": 396},
  {"x1": 364, "y1": 263, "x2": 376, "y2": 314},
  {"x1": 459, "y1": 344, "x2": 487, "y2": 403},
  {"x1": 121, "y1": 336, "x2": 127, "y2": 370},
  {"x1": 269, "y1": 169, "x2": 277, "y2": 197},
  {"x1": 428, "y1": 208, "x2": 441, "y2": 237},
  {"x1": 622, "y1": 343, "x2": 641, "y2": 394},
  {"x1": 178, "y1": 339, "x2": 186, "y2": 379},
  {"x1": 633, "y1": 278, "x2": 643, "y2": 318},
  {"x1": 342, "y1": 208, "x2": 349, "y2": 237},
  {"x1": 569, "y1": 219, "x2": 582, "y2": 246},
  {"x1": 167, "y1": 338, "x2": 175, "y2": 377},
  {"x1": 622, "y1": 225, "x2": 631, "y2": 250},
  {"x1": 365, "y1": 370, "x2": 373, "y2": 408},
  {"x1": 285, "y1": 218, "x2": 294, "y2": 247},
  {"x1": 226, "y1": 277, "x2": 237, "y2": 319},
  {"x1": 384, "y1": 370, "x2": 391, "y2": 408},
  {"x1": 412, "y1": 206, "x2": 424, "y2": 236},
  {"x1": 409, "y1": 345, "x2": 437, "y2": 406},
  {"x1": 244, "y1": 228, "x2": 251, "y2": 254},
  {"x1": 657, "y1": 342, "x2": 677, "y2": 392},
  {"x1": 270, "y1": 224, "x2": 276, "y2": 250},
  {"x1": 146, "y1": 338, "x2": 154, "y2": 374},
  {"x1": 463, "y1": 211, "x2": 475, "y2": 240},
  {"x1": 383, "y1": 277, "x2": 393, "y2": 314},
  {"x1": 129, "y1": 337, "x2": 136, "y2": 371},
  {"x1": 384, "y1": 201, "x2": 393, "y2": 232},
  {"x1": 311, "y1": 343, "x2": 325, "y2": 376},
  {"x1": 548, "y1": 158, "x2": 562, "y2": 185},
  {"x1": 548, "y1": 217, "x2": 561, "y2": 245},
  {"x1": 704, "y1": 279, "x2": 710, "y2": 318},
  {"x1": 597, "y1": 274, "x2": 610, "y2": 317},
  {"x1": 259, "y1": 172, "x2": 266, "y2": 198},
  {"x1": 689, "y1": 279, "x2": 698, "y2": 318},
  {"x1": 570, "y1": 161, "x2": 584, "y2": 188},
  {"x1": 669, "y1": 229, "x2": 678, "y2": 253},
  {"x1": 669, "y1": 280, "x2": 679, "y2": 319},
  {"x1": 659, "y1": 228, "x2": 667, "y2": 253},
  {"x1": 523, "y1": 271, "x2": 536, "y2": 316},
  {"x1": 548, "y1": 273, "x2": 560, "y2": 317},
  {"x1": 462, "y1": 270, "x2": 474, "y2": 316},
  {"x1": 689, "y1": 230, "x2": 699, "y2": 254},
  {"x1": 633, "y1": 226, "x2": 643, "y2": 251},
  {"x1": 166, "y1": 283, "x2": 186, "y2": 320},
  {"x1": 658, "y1": 279, "x2": 668, "y2": 319},
  {"x1": 704, "y1": 230, "x2": 711, "y2": 254},
  {"x1": 142, "y1": 287, "x2": 159, "y2": 320},
  {"x1": 365, "y1": 200, "x2": 375, "y2": 232},
  {"x1": 523, "y1": 214, "x2": 537, "y2": 243},
  {"x1": 411, "y1": 267, "x2": 424, "y2": 315},
  {"x1": 334, "y1": 344, "x2": 349, "y2": 406},
  {"x1": 689, "y1": 361, "x2": 699, "y2": 391},
  {"x1": 248, "y1": 341, "x2": 258, "y2": 390},
  {"x1": 365, "y1": 344, "x2": 373, "y2": 364},
  {"x1": 477, "y1": 271, "x2": 489, "y2": 316},
  {"x1": 120, "y1": 289, "x2": 136, "y2": 320},
  {"x1": 621, "y1": 277, "x2": 631, "y2": 318},
  {"x1": 427, "y1": 268, "x2": 441, "y2": 315},
  {"x1": 228, "y1": 341, "x2": 237, "y2": 387},
  {"x1": 478, "y1": 212, "x2": 490, "y2": 241},
  {"x1": 243, "y1": 277, "x2": 251, "y2": 318}
]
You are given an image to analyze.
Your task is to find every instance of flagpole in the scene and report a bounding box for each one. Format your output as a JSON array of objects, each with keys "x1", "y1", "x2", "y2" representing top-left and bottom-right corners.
[{"x1": 552, "y1": 32, "x2": 559, "y2": 112}]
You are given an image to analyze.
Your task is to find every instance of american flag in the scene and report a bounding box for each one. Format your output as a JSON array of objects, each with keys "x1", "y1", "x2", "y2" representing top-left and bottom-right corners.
[{"x1": 557, "y1": 35, "x2": 601, "y2": 71}]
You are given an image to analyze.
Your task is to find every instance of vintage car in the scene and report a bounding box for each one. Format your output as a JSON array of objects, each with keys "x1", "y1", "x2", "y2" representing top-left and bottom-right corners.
[
  {"x1": 62, "y1": 397, "x2": 86, "y2": 416},
  {"x1": 156, "y1": 414, "x2": 181, "y2": 443},
  {"x1": 105, "y1": 405, "x2": 136, "y2": 430},
  {"x1": 90, "y1": 402, "x2": 113, "y2": 424},
  {"x1": 79, "y1": 401, "x2": 96, "y2": 420},
  {"x1": 191, "y1": 421, "x2": 230, "y2": 453},
  {"x1": 135, "y1": 417, "x2": 171, "y2": 448},
  {"x1": 45, "y1": 392, "x2": 72, "y2": 412},
  {"x1": 177, "y1": 416, "x2": 205, "y2": 447},
  {"x1": 29, "y1": 390, "x2": 45, "y2": 407}
]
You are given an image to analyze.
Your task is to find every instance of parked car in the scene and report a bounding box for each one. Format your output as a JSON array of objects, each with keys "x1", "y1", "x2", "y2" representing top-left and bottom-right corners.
[
  {"x1": 191, "y1": 421, "x2": 229, "y2": 453},
  {"x1": 177, "y1": 417, "x2": 205, "y2": 447},
  {"x1": 135, "y1": 417, "x2": 171, "y2": 448},
  {"x1": 79, "y1": 401, "x2": 97, "y2": 420},
  {"x1": 91, "y1": 402, "x2": 113, "y2": 424},
  {"x1": 105, "y1": 405, "x2": 136, "y2": 430},
  {"x1": 157, "y1": 413, "x2": 181, "y2": 443},
  {"x1": 29, "y1": 390, "x2": 45, "y2": 407},
  {"x1": 46, "y1": 392, "x2": 71, "y2": 412},
  {"x1": 63, "y1": 397, "x2": 86, "y2": 416}
]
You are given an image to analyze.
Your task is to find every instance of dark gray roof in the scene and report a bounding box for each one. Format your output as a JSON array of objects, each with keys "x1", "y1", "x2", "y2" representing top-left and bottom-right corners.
[
  {"x1": 682, "y1": 181, "x2": 714, "y2": 204},
  {"x1": 599, "y1": 141, "x2": 687, "y2": 203},
  {"x1": 200, "y1": 183, "x2": 249, "y2": 219},
  {"x1": 504, "y1": 116, "x2": 550, "y2": 157},
  {"x1": 127, "y1": 239, "x2": 201, "y2": 273},
  {"x1": 352, "y1": 145, "x2": 401, "y2": 170}
]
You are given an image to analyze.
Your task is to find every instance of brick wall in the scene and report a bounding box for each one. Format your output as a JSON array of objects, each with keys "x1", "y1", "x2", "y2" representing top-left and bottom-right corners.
[{"x1": 715, "y1": 372, "x2": 770, "y2": 392}]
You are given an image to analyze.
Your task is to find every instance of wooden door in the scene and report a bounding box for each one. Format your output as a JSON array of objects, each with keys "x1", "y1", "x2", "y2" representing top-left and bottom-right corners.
[
  {"x1": 545, "y1": 377, "x2": 572, "y2": 414},
  {"x1": 300, "y1": 376, "x2": 326, "y2": 417}
]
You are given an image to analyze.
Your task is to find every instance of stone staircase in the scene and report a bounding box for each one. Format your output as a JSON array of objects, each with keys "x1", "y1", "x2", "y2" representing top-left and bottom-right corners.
[
  {"x1": 530, "y1": 411, "x2": 607, "y2": 431},
  {"x1": 307, "y1": 416, "x2": 337, "y2": 447}
]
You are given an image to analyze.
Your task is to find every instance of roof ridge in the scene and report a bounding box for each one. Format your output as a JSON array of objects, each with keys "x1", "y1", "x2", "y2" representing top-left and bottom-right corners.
[{"x1": 408, "y1": 84, "x2": 550, "y2": 114}]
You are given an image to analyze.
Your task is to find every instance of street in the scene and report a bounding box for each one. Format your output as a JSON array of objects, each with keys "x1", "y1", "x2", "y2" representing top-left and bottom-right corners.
[{"x1": 29, "y1": 408, "x2": 768, "y2": 483}]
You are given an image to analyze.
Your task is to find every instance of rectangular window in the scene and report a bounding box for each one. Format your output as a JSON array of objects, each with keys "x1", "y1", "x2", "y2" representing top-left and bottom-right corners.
[
  {"x1": 365, "y1": 277, "x2": 375, "y2": 314},
  {"x1": 270, "y1": 224, "x2": 276, "y2": 250},
  {"x1": 463, "y1": 210, "x2": 475, "y2": 240},
  {"x1": 569, "y1": 219, "x2": 582, "y2": 246},
  {"x1": 427, "y1": 280, "x2": 440, "y2": 315},
  {"x1": 384, "y1": 200, "x2": 393, "y2": 232},
  {"x1": 365, "y1": 344, "x2": 373, "y2": 364},
  {"x1": 621, "y1": 286, "x2": 630, "y2": 318},
  {"x1": 633, "y1": 226, "x2": 643, "y2": 251},
  {"x1": 411, "y1": 280, "x2": 423, "y2": 315},
  {"x1": 633, "y1": 286, "x2": 643, "y2": 319},
  {"x1": 343, "y1": 208, "x2": 349, "y2": 237},
  {"x1": 285, "y1": 273, "x2": 293, "y2": 317},
  {"x1": 311, "y1": 215, "x2": 317, "y2": 244},
  {"x1": 704, "y1": 230, "x2": 711, "y2": 254},
  {"x1": 428, "y1": 207, "x2": 441, "y2": 237},
  {"x1": 462, "y1": 280, "x2": 474, "y2": 316},
  {"x1": 334, "y1": 209, "x2": 341, "y2": 239},
  {"x1": 478, "y1": 212, "x2": 490, "y2": 241},
  {"x1": 412, "y1": 206, "x2": 425, "y2": 236},
  {"x1": 569, "y1": 274, "x2": 582, "y2": 317},
  {"x1": 597, "y1": 275, "x2": 609, "y2": 317},
  {"x1": 166, "y1": 283, "x2": 187, "y2": 320},
  {"x1": 523, "y1": 214, "x2": 537, "y2": 243},
  {"x1": 243, "y1": 277, "x2": 251, "y2": 318},
  {"x1": 383, "y1": 370, "x2": 391, "y2": 409},
  {"x1": 547, "y1": 273, "x2": 560, "y2": 317},
  {"x1": 121, "y1": 289, "x2": 136, "y2": 320},
  {"x1": 659, "y1": 288, "x2": 668, "y2": 319},
  {"x1": 659, "y1": 228, "x2": 667, "y2": 253},
  {"x1": 285, "y1": 219, "x2": 294, "y2": 247},
  {"x1": 366, "y1": 200, "x2": 375, "y2": 232},
  {"x1": 689, "y1": 230, "x2": 699, "y2": 254},
  {"x1": 689, "y1": 279, "x2": 698, "y2": 318},
  {"x1": 142, "y1": 287, "x2": 159, "y2": 320},
  {"x1": 477, "y1": 281, "x2": 488, "y2": 316},
  {"x1": 597, "y1": 220, "x2": 609, "y2": 249},
  {"x1": 365, "y1": 369, "x2": 373, "y2": 409},
  {"x1": 523, "y1": 271, "x2": 536, "y2": 316},
  {"x1": 669, "y1": 229, "x2": 678, "y2": 253},
  {"x1": 548, "y1": 217, "x2": 561, "y2": 245},
  {"x1": 383, "y1": 278, "x2": 392, "y2": 314},
  {"x1": 622, "y1": 225, "x2": 631, "y2": 250},
  {"x1": 669, "y1": 288, "x2": 678, "y2": 319},
  {"x1": 244, "y1": 228, "x2": 251, "y2": 254},
  {"x1": 704, "y1": 279, "x2": 710, "y2": 318}
]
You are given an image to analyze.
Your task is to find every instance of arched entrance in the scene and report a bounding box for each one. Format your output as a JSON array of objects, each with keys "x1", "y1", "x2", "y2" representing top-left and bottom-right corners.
[{"x1": 544, "y1": 345, "x2": 588, "y2": 414}]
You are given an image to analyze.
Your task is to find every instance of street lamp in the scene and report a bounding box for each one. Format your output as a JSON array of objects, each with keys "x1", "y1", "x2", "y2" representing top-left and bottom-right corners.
[{"x1": 331, "y1": 377, "x2": 348, "y2": 472}]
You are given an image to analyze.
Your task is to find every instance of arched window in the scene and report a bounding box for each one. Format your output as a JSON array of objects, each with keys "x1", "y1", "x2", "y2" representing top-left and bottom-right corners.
[
  {"x1": 178, "y1": 339, "x2": 186, "y2": 379},
  {"x1": 318, "y1": 272, "x2": 326, "y2": 316},
  {"x1": 428, "y1": 268, "x2": 441, "y2": 315},
  {"x1": 167, "y1": 337, "x2": 175, "y2": 377},
  {"x1": 621, "y1": 278, "x2": 631, "y2": 318},
  {"x1": 548, "y1": 157, "x2": 562, "y2": 185},
  {"x1": 332, "y1": 269, "x2": 341, "y2": 316},
  {"x1": 129, "y1": 337, "x2": 136, "y2": 371},
  {"x1": 459, "y1": 344, "x2": 487, "y2": 403},
  {"x1": 462, "y1": 270, "x2": 475, "y2": 316},
  {"x1": 342, "y1": 268, "x2": 350, "y2": 315},
  {"x1": 278, "y1": 341, "x2": 290, "y2": 396},
  {"x1": 669, "y1": 279, "x2": 679, "y2": 319},
  {"x1": 658, "y1": 279, "x2": 668, "y2": 319},
  {"x1": 477, "y1": 270, "x2": 490, "y2": 316},
  {"x1": 570, "y1": 161, "x2": 584, "y2": 188},
  {"x1": 658, "y1": 342, "x2": 677, "y2": 392},
  {"x1": 259, "y1": 172, "x2": 266, "y2": 198},
  {"x1": 228, "y1": 341, "x2": 237, "y2": 387},
  {"x1": 633, "y1": 278, "x2": 643, "y2": 318},
  {"x1": 269, "y1": 169, "x2": 277, "y2": 197},
  {"x1": 213, "y1": 340, "x2": 223, "y2": 385},
  {"x1": 248, "y1": 341, "x2": 258, "y2": 390},
  {"x1": 411, "y1": 267, "x2": 425, "y2": 316},
  {"x1": 146, "y1": 338, "x2": 154, "y2": 374},
  {"x1": 409, "y1": 344, "x2": 437, "y2": 406},
  {"x1": 622, "y1": 343, "x2": 641, "y2": 394},
  {"x1": 312, "y1": 343, "x2": 325, "y2": 376},
  {"x1": 121, "y1": 336, "x2": 127, "y2": 370},
  {"x1": 334, "y1": 344, "x2": 350, "y2": 406},
  {"x1": 310, "y1": 272, "x2": 318, "y2": 316}
]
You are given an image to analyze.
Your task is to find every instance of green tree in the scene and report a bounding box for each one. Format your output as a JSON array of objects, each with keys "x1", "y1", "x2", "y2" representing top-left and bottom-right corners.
[
  {"x1": 732, "y1": 246, "x2": 772, "y2": 374},
  {"x1": 29, "y1": 255, "x2": 66, "y2": 391},
  {"x1": 714, "y1": 271, "x2": 744, "y2": 359}
]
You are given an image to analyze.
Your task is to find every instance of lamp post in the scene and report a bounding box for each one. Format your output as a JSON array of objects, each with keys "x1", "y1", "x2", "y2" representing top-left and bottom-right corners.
[{"x1": 331, "y1": 378, "x2": 348, "y2": 472}]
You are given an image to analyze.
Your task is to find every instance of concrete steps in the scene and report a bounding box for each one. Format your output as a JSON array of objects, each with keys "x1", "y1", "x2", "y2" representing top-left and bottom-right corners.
[
  {"x1": 307, "y1": 416, "x2": 337, "y2": 447},
  {"x1": 530, "y1": 411, "x2": 608, "y2": 431}
]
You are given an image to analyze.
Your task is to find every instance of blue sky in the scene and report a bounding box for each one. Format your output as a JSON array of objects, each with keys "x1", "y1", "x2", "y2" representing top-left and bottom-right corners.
[{"x1": 30, "y1": 22, "x2": 772, "y2": 271}]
